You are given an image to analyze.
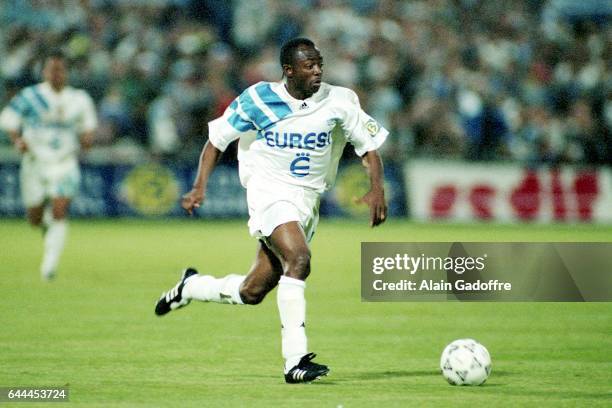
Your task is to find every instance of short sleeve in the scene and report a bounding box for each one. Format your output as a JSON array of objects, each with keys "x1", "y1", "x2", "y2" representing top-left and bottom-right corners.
[
  {"x1": 0, "y1": 94, "x2": 25, "y2": 132},
  {"x1": 208, "y1": 96, "x2": 256, "y2": 152},
  {"x1": 340, "y1": 93, "x2": 388, "y2": 156},
  {"x1": 79, "y1": 92, "x2": 98, "y2": 133}
]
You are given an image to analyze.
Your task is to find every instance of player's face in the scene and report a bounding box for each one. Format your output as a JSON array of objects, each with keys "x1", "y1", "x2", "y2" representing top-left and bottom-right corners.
[
  {"x1": 43, "y1": 57, "x2": 67, "y2": 91},
  {"x1": 291, "y1": 46, "x2": 323, "y2": 97}
]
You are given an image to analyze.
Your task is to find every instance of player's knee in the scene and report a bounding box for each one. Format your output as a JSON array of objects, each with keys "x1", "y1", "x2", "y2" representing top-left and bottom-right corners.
[
  {"x1": 239, "y1": 283, "x2": 269, "y2": 305},
  {"x1": 26, "y1": 210, "x2": 43, "y2": 226},
  {"x1": 28, "y1": 216, "x2": 43, "y2": 227},
  {"x1": 52, "y1": 207, "x2": 68, "y2": 220},
  {"x1": 285, "y1": 248, "x2": 311, "y2": 280}
]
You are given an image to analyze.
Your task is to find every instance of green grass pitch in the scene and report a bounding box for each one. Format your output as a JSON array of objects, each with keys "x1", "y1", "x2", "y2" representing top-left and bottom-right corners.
[{"x1": 1, "y1": 218, "x2": 611, "y2": 407}]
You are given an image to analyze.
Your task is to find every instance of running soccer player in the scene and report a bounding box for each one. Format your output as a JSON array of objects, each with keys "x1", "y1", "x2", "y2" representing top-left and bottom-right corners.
[
  {"x1": 0, "y1": 50, "x2": 97, "y2": 280},
  {"x1": 155, "y1": 38, "x2": 387, "y2": 383}
]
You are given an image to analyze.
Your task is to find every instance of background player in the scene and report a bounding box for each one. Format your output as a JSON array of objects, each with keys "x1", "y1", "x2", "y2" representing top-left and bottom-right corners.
[
  {"x1": 155, "y1": 38, "x2": 387, "y2": 383},
  {"x1": 0, "y1": 50, "x2": 98, "y2": 280}
]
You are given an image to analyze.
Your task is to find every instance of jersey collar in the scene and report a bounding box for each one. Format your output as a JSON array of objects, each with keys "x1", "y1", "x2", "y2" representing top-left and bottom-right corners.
[
  {"x1": 275, "y1": 80, "x2": 326, "y2": 108},
  {"x1": 41, "y1": 82, "x2": 67, "y2": 96}
]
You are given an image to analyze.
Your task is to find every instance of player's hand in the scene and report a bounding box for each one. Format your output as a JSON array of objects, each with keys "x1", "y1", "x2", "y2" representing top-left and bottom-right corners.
[
  {"x1": 14, "y1": 137, "x2": 28, "y2": 153},
  {"x1": 181, "y1": 187, "x2": 205, "y2": 215},
  {"x1": 80, "y1": 132, "x2": 94, "y2": 151},
  {"x1": 355, "y1": 188, "x2": 387, "y2": 227}
]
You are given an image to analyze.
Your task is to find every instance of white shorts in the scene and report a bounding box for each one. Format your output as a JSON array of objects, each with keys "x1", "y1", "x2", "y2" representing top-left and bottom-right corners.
[
  {"x1": 20, "y1": 154, "x2": 80, "y2": 208},
  {"x1": 246, "y1": 178, "x2": 321, "y2": 243}
]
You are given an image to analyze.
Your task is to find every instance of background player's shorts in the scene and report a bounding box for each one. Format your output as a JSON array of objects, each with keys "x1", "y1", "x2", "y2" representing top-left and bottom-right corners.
[
  {"x1": 20, "y1": 154, "x2": 80, "y2": 208},
  {"x1": 246, "y1": 178, "x2": 320, "y2": 243}
]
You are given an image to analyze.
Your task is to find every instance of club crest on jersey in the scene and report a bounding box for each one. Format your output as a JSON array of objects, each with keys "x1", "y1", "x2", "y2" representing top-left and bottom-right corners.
[{"x1": 365, "y1": 119, "x2": 379, "y2": 136}]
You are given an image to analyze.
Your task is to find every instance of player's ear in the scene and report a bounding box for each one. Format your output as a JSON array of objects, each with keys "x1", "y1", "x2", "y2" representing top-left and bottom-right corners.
[{"x1": 282, "y1": 64, "x2": 293, "y2": 78}]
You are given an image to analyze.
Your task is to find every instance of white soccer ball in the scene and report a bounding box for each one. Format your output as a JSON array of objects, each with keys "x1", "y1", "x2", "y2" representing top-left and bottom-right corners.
[{"x1": 440, "y1": 338, "x2": 491, "y2": 385}]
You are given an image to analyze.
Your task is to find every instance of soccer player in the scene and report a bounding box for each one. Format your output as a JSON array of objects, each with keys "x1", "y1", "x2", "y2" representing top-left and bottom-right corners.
[
  {"x1": 0, "y1": 50, "x2": 97, "y2": 280},
  {"x1": 155, "y1": 38, "x2": 387, "y2": 383}
]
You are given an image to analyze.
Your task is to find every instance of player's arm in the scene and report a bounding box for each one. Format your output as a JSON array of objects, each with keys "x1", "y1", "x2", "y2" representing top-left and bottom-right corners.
[
  {"x1": 183, "y1": 90, "x2": 251, "y2": 215},
  {"x1": 79, "y1": 92, "x2": 97, "y2": 151},
  {"x1": 0, "y1": 97, "x2": 26, "y2": 152},
  {"x1": 181, "y1": 141, "x2": 223, "y2": 215},
  {"x1": 339, "y1": 89, "x2": 389, "y2": 227},
  {"x1": 7, "y1": 130, "x2": 27, "y2": 153},
  {"x1": 80, "y1": 130, "x2": 95, "y2": 151},
  {"x1": 358, "y1": 149, "x2": 387, "y2": 227}
]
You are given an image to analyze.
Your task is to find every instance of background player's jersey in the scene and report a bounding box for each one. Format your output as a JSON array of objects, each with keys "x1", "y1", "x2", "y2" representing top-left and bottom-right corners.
[
  {"x1": 0, "y1": 82, "x2": 97, "y2": 164},
  {"x1": 208, "y1": 81, "x2": 388, "y2": 193}
]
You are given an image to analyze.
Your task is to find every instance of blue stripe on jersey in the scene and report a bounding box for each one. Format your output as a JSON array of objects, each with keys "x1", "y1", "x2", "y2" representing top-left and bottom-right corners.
[
  {"x1": 30, "y1": 86, "x2": 49, "y2": 110},
  {"x1": 11, "y1": 94, "x2": 38, "y2": 119},
  {"x1": 228, "y1": 110, "x2": 256, "y2": 132},
  {"x1": 238, "y1": 89, "x2": 272, "y2": 130},
  {"x1": 22, "y1": 89, "x2": 45, "y2": 115},
  {"x1": 254, "y1": 82, "x2": 292, "y2": 119},
  {"x1": 230, "y1": 100, "x2": 238, "y2": 110},
  {"x1": 9, "y1": 98, "x2": 25, "y2": 113}
]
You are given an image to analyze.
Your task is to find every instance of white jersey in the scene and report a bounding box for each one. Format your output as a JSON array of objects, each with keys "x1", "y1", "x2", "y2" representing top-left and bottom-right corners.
[
  {"x1": 0, "y1": 82, "x2": 97, "y2": 164},
  {"x1": 208, "y1": 81, "x2": 388, "y2": 193}
]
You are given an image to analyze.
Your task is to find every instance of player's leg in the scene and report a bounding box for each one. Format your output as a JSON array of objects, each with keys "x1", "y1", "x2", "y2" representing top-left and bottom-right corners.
[
  {"x1": 267, "y1": 221, "x2": 329, "y2": 382},
  {"x1": 50, "y1": 197, "x2": 71, "y2": 219},
  {"x1": 39, "y1": 160, "x2": 79, "y2": 281},
  {"x1": 267, "y1": 221, "x2": 311, "y2": 279},
  {"x1": 26, "y1": 205, "x2": 44, "y2": 227},
  {"x1": 183, "y1": 240, "x2": 283, "y2": 304},
  {"x1": 238, "y1": 242, "x2": 283, "y2": 304},
  {"x1": 40, "y1": 197, "x2": 71, "y2": 280},
  {"x1": 21, "y1": 157, "x2": 45, "y2": 228},
  {"x1": 27, "y1": 202, "x2": 53, "y2": 236},
  {"x1": 155, "y1": 241, "x2": 282, "y2": 315},
  {"x1": 268, "y1": 221, "x2": 310, "y2": 370},
  {"x1": 20, "y1": 157, "x2": 54, "y2": 278}
]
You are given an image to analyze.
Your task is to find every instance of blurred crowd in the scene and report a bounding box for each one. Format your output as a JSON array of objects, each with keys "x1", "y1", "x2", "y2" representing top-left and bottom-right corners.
[{"x1": 1, "y1": 0, "x2": 610, "y2": 166}]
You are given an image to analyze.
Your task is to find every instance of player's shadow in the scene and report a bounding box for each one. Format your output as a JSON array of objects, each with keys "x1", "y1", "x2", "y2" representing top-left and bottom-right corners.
[
  {"x1": 279, "y1": 371, "x2": 440, "y2": 386},
  {"x1": 265, "y1": 370, "x2": 514, "y2": 386},
  {"x1": 351, "y1": 370, "x2": 440, "y2": 380},
  {"x1": 351, "y1": 370, "x2": 511, "y2": 385},
  {"x1": 489, "y1": 370, "x2": 513, "y2": 377}
]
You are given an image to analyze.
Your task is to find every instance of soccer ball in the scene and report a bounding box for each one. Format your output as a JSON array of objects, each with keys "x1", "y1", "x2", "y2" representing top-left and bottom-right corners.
[{"x1": 440, "y1": 339, "x2": 491, "y2": 385}]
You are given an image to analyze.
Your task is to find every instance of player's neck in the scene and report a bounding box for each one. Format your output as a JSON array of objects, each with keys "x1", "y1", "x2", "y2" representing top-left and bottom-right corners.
[
  {"x1": 45, "y1": 81, "x2": 65, "y2": 94},
  {"x1": 284, "y1": 83, "x2": 313, "y2": 101}
]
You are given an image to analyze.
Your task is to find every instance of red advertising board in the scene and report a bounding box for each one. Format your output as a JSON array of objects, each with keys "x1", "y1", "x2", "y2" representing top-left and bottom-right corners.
[{"x1": 406, "y1": 160, "x2": 612, "y2": 223}]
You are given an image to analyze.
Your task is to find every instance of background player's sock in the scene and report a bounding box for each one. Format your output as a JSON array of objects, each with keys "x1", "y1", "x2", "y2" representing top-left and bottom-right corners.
[
  {"x1": 277, "y1": 275, "x2": 308, "y2": 373},
  {"x1": 42, "y1": 205, "x2": 53, "y2": 234},
  {"x1": 182, "y1": 274, "x2": 245, "y2": 304},
  {"x1": 40, "y1": 219, "x2": 67, "y2": 279}
]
